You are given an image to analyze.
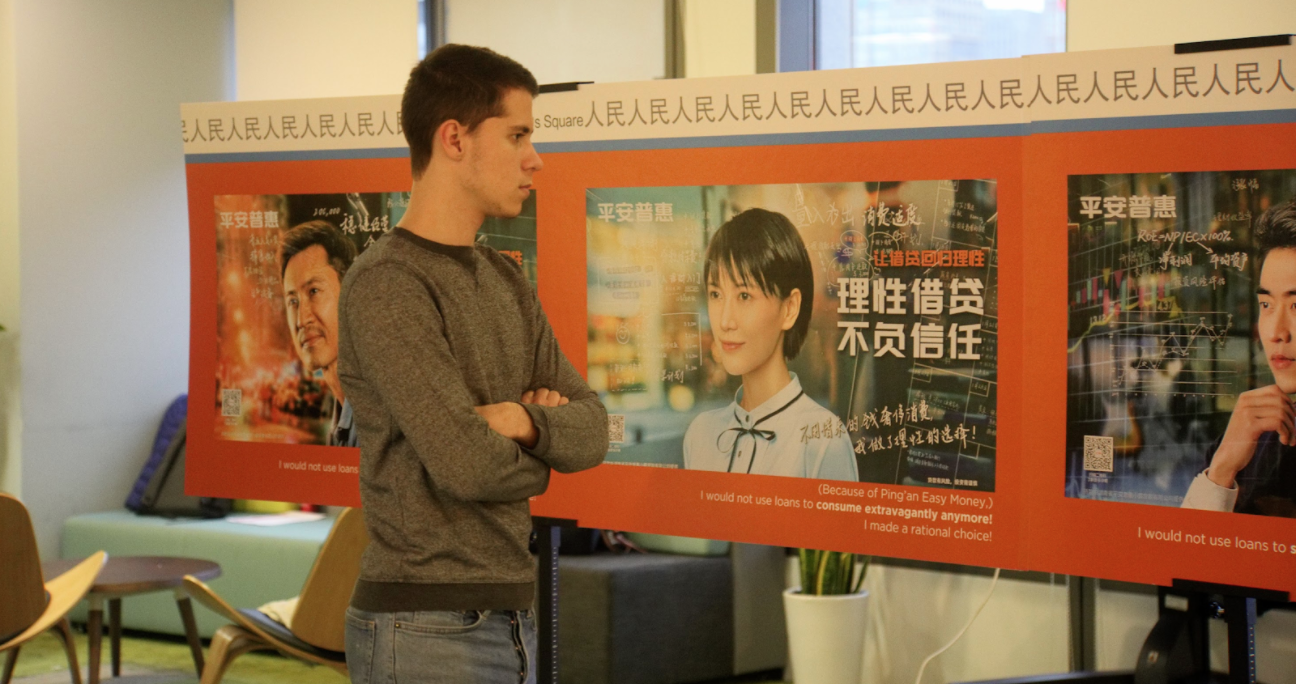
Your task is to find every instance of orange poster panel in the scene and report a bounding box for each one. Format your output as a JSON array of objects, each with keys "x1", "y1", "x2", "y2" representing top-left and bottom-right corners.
[
  {"x1": 531, "y1": 136, "x2": 1025, "y2": 569},
  {"x1": 186, "y1": 135, "x2": 1025, "y2": 570},
  {"x1": 182, "y1": 42, "x2": 1296, "y2": 593},
  {"x1": 1022, "y1": 122, "x2": 1296, "y2": 595},
  {"x1": 187, "y1": 158, "x2": 537, "y2": 507},
  {"x1": 186, "y1": 158, "x2": 411, "y2": 506}
]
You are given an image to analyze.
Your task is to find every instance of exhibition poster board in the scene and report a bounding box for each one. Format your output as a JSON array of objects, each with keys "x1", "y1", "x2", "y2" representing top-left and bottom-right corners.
[
  {"x1": 519, "y1": 57, "x2": 1025, "y2": 571},
  {"x1": 1021, "y1": 45, "x2": 1296, "y2": 592},
  {"x1": 182, "y1": 42, "x2": 1296, "y2": 594}
]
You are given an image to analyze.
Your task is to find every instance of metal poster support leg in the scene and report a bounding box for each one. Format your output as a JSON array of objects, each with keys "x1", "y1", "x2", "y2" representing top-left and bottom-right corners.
[
  {"x1": 1167, "y1": 579, "x2": 1288, "y2": 684},
  {"x1": 986, "y1": 579, "x2": 1287, "y2": 684},
  {"x1": 1067, "y1": 575, "x2": 1097, "y2": 672},
  {"x1": 534, "y1": 517, "x2": 576, "y2": 684},
  {"x1": 1222, "y1": 594, "x2": 1257, "y2": 684}
]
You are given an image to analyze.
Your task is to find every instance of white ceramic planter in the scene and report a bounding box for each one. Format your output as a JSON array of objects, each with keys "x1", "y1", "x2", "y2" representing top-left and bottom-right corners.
[{"x1": 783, "y1": 587, "x2": 870, "y2": 684}]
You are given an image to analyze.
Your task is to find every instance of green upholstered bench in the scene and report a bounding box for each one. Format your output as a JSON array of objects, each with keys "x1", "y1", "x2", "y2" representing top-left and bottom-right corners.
[{"x1": 60, "y1": 510, "x2": 333, "y2": 638}]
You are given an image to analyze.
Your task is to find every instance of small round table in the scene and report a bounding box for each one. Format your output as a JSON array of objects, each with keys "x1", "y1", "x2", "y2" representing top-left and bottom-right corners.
[{"x1": 43, "y1": 556, "x2": 221, "y2": 684}]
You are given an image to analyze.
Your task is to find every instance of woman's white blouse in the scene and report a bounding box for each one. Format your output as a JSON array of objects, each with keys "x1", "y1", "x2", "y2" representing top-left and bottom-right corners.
[{"x1": 683, "y1": 374, "x2": 858, "y2": 481}]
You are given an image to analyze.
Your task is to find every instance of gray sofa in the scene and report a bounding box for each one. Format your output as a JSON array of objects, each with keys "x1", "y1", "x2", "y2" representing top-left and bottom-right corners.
[{"x1": 558, "y1": 543, "x2": 788, "y2": 684}]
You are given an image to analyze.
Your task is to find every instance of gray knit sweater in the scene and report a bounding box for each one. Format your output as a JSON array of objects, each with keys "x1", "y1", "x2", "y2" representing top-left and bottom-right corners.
[{"x1": 337, "y1": 228, "x2": 608, "y2": 611}]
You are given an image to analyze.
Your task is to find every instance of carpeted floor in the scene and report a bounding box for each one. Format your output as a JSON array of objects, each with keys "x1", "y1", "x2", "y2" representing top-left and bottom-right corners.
[
  {"x1": 8, "y1": 629, "x2": 788, "y2": 684},
  {"x1": 8, "y1": 630, "x2": 345, "y2": 684}
]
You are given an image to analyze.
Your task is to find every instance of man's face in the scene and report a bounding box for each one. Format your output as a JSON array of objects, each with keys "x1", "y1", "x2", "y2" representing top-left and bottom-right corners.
[
  {"x1": 283, "y1": 244, "x2": 342, "y2": 373},
  {"x1": 1258, "y1": 247, "x2": 1296, "y2": 393},
  {"x1": 706, "y1": 269, "x2": 797, "y2": 378},
  {"x1": 463, "y1": 88, "x2": 543, "y2": 218}
]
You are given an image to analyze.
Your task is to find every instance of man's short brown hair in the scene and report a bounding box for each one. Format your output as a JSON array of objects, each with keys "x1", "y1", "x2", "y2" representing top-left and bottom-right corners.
[{"x1": 401, "y1": 44, "x2": 539, "y2": 179}]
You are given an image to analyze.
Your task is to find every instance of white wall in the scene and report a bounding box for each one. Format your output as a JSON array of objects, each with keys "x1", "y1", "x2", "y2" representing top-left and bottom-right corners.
[
  {"x1": 683, "y1": 0, "x2": 757, "y2": 78},
  {"x1": 442, "y1": 0, "x2": 751, "y2": 84},
  {"x1": 860, "y1": 566, "x2": 1070, "y2": 684},
  {"x1": 1069, "y1": 0, "x2": 1296, "y2": 52},
  {"x1": 15, "y1": 0, "x2": 232, "y2": 556},
  {"x1": 444, "y1": 0, "x2": 665, "y2": 85},
  {"x1": 234, "y1": 0, "x2": 417, "y2": 101},
  {"x1": 785, "y1": 559, "x2": 1071, "y2": 684},
  {"x1": 0, "y1": 0, "x2": 16, "y2": 335},
  {"x1": 783, "y1": 564, "x2": 1296, "y2": 684},
  {"x1": 0, "y1": 0, "x2": 19, "y2": 497},
  {"x1": 0, "y1": 325, "x2": 16, "y2": 497}
]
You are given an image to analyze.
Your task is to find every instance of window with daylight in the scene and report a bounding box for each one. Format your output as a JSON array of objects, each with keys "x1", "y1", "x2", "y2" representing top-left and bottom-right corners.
[{"x1": 817, "y1": 0, "x2": 1067, "y2": 70}]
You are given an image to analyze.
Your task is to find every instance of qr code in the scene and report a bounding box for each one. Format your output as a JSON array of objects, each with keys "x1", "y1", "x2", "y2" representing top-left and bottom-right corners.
[
  {"x1": 608, "y1": 415, "x2": 625, "y2": 444},
  {"x1": 1083, "y1": 435, "x2": 1114, "y2": 472},
  {"x1": 221, "y1": 389, "x2": 242, "y2": 417}
]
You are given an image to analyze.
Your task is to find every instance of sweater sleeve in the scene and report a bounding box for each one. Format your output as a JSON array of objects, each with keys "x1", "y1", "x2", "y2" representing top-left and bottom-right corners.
[
  {"x1": 343, "y1": 264, "x2": 551, "y2": 502},
  {"x1": 520, "y1": 288, "x2": 609, "y2": 474}
]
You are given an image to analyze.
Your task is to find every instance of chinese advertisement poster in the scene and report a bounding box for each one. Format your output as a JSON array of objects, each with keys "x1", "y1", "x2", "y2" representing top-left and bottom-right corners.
[
  {"x1": 1066, "y1": 170, "x2": 1296, "y2": 519},
  {"x1": 588, "y1": 181, "x2": 998, "y2": 491},
  {"x1": 213, "y1": 191, "x2": 536, "y2": 447}
]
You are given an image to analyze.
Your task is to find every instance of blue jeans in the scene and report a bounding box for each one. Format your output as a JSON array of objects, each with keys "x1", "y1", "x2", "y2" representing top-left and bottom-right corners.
[{"x1": 344, "y1": 607, "x2": 537, "y2": 684}]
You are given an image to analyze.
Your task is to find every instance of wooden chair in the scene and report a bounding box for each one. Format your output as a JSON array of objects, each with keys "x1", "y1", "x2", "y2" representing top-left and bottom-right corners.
[
  {"x1": 1, "y1": 493, "x2": 107, "y2": 684},
  {"x1": 183, "y1": 507, "x2": 368, "y2": 684}
]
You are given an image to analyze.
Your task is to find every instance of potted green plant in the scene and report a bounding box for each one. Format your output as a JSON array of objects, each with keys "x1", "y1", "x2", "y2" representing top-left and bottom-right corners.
[{"x1": 783, "y1": 549, "x2": 870, "y2": 684}]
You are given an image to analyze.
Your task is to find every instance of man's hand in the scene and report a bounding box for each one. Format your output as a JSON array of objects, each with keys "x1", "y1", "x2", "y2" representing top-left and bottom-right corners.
[
  {"x1": 475, "y1": 388, "x2": 569, "y2": 448},
  {"x1": 521, "y1": 388, "x2": 569, "y2": 407},
  {"x1": 1209, "y1": 384, "x2": 1295, "y2": 488}
]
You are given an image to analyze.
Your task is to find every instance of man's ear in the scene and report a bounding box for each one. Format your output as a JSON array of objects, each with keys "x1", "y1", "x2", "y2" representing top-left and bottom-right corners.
[
  {"x1": 435, "y1": 119, "x2": 468, "y2": 161},
  {"x1": 781, "y1": 288, "x2": 802, "y2": 331}
]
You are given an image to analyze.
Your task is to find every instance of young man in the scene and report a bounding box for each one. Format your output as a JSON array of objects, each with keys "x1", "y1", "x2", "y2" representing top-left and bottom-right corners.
[
  {"x1": 1182, "y1": 199, "x2": 1296, "y2": 517},
  {"x1": 337, "y1": 45, "x2": 609, "y2": 683},
  {"x1": 279, "y1": 219, "x2": 358, "y2": 447}
]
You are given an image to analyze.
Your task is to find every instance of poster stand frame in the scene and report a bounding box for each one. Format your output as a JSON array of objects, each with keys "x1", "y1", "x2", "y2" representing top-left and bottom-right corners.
[
  {"x1": 178, "y1": 46, "x2": 1296, "y2": 682},
  {"x1": 533, "y1": 516, "x2": 577, "y2": 684},
  {"x1": 1154, "y1": 579, "x2": 1290, "y2": 684},
  {"x1": 1068, "y1": 576, "x2": 1098, "y2": 671},
  {"x1": 958, "y1": 580, "x2": 1290, "y2": 684}
]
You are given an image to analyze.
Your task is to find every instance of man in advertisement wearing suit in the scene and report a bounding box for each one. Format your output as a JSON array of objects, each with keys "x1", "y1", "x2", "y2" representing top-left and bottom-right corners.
[
  {"x1": 279, "y1": 219, "x2": 359, "y2": 448},
  {"x1": 1183, "y1": 199, "x2": 1296, "y2": 517}
]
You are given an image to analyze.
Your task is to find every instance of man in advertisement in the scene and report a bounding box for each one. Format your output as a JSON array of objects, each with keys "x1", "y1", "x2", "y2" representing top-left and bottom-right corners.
[
  {"x1": 1182, "y1": 199, "x2": 1296, "y2": 517},
  {"x1": 279, "y1": 220, "x2": 358, "y2": 448},
  {"x1": 337, "y1": 44, "x2": 609, "y2": 684}
]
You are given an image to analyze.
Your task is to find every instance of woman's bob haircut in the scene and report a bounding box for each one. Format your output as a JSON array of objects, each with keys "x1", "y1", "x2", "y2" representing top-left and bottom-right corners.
[{"x1": 703, "y1": 208, "x2": 815, "y2": 360}]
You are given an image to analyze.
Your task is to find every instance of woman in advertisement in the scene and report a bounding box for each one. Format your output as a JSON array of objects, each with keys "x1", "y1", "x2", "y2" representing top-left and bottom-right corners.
[{"x1": 683, "y1": 208, "x2": 858, "y2": 481}]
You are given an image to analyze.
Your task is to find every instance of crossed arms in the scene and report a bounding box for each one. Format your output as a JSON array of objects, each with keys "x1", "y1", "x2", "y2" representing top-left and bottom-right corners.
[{"x1": 342, "y1": 263, "x2": 608, "y2": 502}]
